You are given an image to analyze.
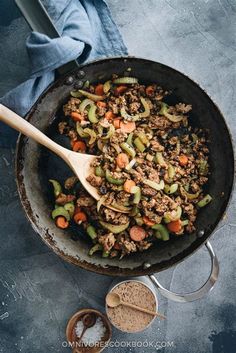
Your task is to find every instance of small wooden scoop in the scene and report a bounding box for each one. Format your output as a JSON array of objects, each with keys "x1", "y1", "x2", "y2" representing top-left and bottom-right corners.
[
  {"x1": 106, "y1": 292, "x2": 166, "y2": 320},
  {"x1": 0, "y1": 104, "x2": 125, "y2": 213}
]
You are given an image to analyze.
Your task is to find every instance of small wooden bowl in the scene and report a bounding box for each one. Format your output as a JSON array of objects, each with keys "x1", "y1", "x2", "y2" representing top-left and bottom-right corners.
[{"x1": 66, "y1": 309, "x2": 112, "y2": 353}]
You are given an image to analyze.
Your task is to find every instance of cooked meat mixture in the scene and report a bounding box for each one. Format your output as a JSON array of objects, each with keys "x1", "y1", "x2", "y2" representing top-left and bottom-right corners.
[{"x1": 49, "y1": 75, "x2": 212, "y2": 258}]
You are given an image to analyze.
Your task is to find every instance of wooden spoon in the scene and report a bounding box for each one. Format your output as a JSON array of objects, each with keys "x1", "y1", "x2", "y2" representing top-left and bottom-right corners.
[
  {"x1": 73, "y1": 313, "x2": 97, "y2": 353},
  {"x1": 0, "y1": 104, "x2": 126, "y2": 213},
  {"x1": 106, "y1": 292, "x2": 166, "y2": 320}
]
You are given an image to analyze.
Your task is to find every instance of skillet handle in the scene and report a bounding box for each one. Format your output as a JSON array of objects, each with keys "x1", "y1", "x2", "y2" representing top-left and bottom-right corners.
[
  {"x1": 15, "y1": 0, "x2": 79, "y2": 75},
  {"x1": 146, "y1": 241, "x2": 219, "y2": 302}
]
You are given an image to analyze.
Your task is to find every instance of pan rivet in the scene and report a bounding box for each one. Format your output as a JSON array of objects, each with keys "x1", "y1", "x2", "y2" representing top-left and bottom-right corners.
[
  {"x1": 74, "y1": 80, "x2": 84, "y2": 90},
  {"x1": 198, "y1": 230, "x2": 205, "y2": 237},
  {"x1": 65, "y1": 76, "x2": 74, "y2": 85},
  {"x1": 76, "y1": 70, "x2": 85, "y2": 78}
]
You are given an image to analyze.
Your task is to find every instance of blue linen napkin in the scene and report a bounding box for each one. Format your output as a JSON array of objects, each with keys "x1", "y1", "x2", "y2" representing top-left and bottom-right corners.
[{"x1": 0, "y1": 0, "x2": 127, "y2": 146}]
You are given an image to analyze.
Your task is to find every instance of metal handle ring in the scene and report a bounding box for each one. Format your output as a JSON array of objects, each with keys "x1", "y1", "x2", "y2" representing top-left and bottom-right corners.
[{"x1": 145, "y1": 241, "x2": 219, "y2": 303}]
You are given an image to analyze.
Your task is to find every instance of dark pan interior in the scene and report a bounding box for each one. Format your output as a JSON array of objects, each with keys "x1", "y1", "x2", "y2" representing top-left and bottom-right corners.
[{"x1": 16, "y1": 57, "x2": 234, "y2": 276}]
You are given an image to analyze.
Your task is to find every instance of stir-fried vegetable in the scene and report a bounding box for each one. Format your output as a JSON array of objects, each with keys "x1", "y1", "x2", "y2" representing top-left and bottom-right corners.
[
  {"x1": 152, "y1": 224, "x2": 170, "y2": 241},
  {"x1": 52, "y1": 207, "x2": 70, "y2": 221},
  {"x1": 113, "y1": 77, "x2": 138, "y2": 84},
  {"x1": 132, "y1": 186, "x2": 141, "y2": 204},
  {"x1": 64, "y1": 202, "x2": 75, "y2": 217},
  {"x1": 120, "y1": 97, "x2": 150, "y2": 121},
  {"x1": 126, "y1": 132, "x2": 134, "y2": 146},
  {"x1": 79, "y1": 98, "x2": 94, "y2": 113},
  {"x1": 197, "y1": 194, "x2": 212, "y2": 207},
  {"x1": 155, "y1": 152, "x2": 166, "y2": 167},
  {"x1": 49, "y1": 179, "x2": 62, "y2": 197},
  {"x1": 95, "y1": 166, "x2": 105, "y2": 177},
  {"x1": 120, "y1": 142, "x2": 136, "y2": 158},
  {"x1": 49, "y1": 74, "x2": 212, "y2": 258},
  {"x1": 83, "y1": 128, "x2": 97, "y2": 144},
  {"x1": 160, "y1": 102, "x2": 183, "y2": 122},
  {"x1": 164, "y1": 183, "x2": 178, "y2": 194},
  {"x1": 76, "y1": 123, "x2": 90, "y2": 138},
  {"x1": 105, "y1": 170, "x2": 124, "y2": 185},
  {"x1": 143, "y1": 179, "x2": 165, "y2": 191},
  {"x1": 164, "y1": 206, "x2": 182, "y2": 223},
  {"x1": 103, "y1": 80, "x2": 111, "y2": 93},
  {"x1": 88, "y1": 104, "x2": 99, "y2": 123},
  {"x1": 89, "y1": 243, "x2": 103, "y2": 256},
  {"x1": 99, "y1": 220, "x2": 130, "y2": 233},
  {"x1": 86, "y1": 224, "x2": 97, "y2": 240},
  {"x1": 78, "y1": 89, "x2": 105, "y2": 101},
  {"x1": 134, "y1": 137, "x2": 146, "y2": 152},
  {"x1": 180, "y1": 186, "x2": 200, "y2": 200}
]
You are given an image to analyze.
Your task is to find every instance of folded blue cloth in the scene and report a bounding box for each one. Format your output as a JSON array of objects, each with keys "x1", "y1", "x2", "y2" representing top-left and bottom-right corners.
[{"x1": 0, "y1": 0, "x2": 127, "y2": 116}]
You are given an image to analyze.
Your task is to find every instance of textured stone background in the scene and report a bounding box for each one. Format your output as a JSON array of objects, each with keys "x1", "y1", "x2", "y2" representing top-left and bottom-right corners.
[{"x1": 0, "y1": 0, "x2": 236, "y2": 352}]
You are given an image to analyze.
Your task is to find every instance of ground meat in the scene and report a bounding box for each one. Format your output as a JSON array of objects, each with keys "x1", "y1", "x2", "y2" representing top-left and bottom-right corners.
[
  {"x1": 116, "y1": 191, "x2": 130, "y2": 204},
  {"x1": 57, "y1": 79, "x2": 210, "y2": 257},
  {"x1": 77, "y1": 195, "x2": 95, "y2": 207},
  {"x1": 108, "y1": 100, "x2": 119, "y2": 114},
  {"x1": 120, "y1": 239, "x2": 137, "y2": 256},
  {"x1": 68, "y1": 129, "x2": 78, "y2": 141},
  {"x1": 56, "y1": 193, "x2": 76, "y2": 205},
  {"x1": 148, "y1": 168, "x2": 160, "y2": 182},
  {"x1": 175, "y1": 103, "x2": 192, "y2": 114},
  {"x1": 110, "y1": 131, "x2": 127, "y2": 144},
  {"x1": 143, "y1": 209, "x2": 162, "y2": 223},
  {"x1": 97, "y1": 105, "x2": 106, "y2": 117},
  {"x1": 63, "y1": 98, "x2": 81, "y2": 116},
  {"x1": 190, "y1": 182, "x2": 200, "y2": 193},
  {"x1": 58, "y1": 121, "x2": 69, "y2": 135},
  {"x1": 98, "y1": 233, "x2": 115, "y2": 252},
  {"x1": 102, "y1": 208, "x2": 129, "y2": 225},
  {"x1": 142, "y1": 187, "x2": 157, "y2": 197},
  {"x1": 129, "y1": 101, "x2": 141, "y2": 113},
  {"x1": 186, "y1": 222, "x2": 196, "y2": 233},
  {"x1": 86, "y1": 174, "x2": 103, "y2": 187},
  {"x1": 64, "y1": 176, "x2": 78, "y2": 190},
  {"x1": 150, "y1": 139, "x2": 164, "y2": 152},
  {"x1": 137, "y1": 241, "x2": 152, "y2": 251}
]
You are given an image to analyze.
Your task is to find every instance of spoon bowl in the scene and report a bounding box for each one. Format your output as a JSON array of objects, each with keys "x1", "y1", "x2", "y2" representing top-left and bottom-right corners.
[
  {"x1": 0, "y1": 104, "x2": 125, "y2": 213},
  {"x1": 106, "y1": 291, "x2": 166, "y2": 319}
]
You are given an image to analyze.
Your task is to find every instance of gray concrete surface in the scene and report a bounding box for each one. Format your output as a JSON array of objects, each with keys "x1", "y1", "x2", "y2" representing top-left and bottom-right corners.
[{"x1": 0, "y1": 0, "x2": 236, "y2": 352}]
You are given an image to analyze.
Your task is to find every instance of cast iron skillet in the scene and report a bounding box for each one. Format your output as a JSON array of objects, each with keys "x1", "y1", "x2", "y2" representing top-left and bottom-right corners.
[{"x1": 14, "y1": 0, "x2": 234, "y2": 302}]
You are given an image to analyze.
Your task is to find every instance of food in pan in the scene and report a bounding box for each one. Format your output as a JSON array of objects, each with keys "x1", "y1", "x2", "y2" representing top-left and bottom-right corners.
[{"x1": 49, "y1": 75, "x2": 212, "y2": 258}]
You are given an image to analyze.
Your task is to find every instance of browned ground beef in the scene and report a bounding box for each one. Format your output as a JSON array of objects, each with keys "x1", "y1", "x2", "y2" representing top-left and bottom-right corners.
[{"x1": 50, "y1": 75, "x2": 211, "y2": 258}]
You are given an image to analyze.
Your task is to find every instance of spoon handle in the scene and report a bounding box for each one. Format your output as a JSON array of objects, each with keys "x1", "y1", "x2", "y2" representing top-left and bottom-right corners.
[
  {"x1": 0, "y1": 104, "x2": 69, "y2": 161},
  {"x1": 120, "y1": 300, "x2": 166, "y2": 319}
]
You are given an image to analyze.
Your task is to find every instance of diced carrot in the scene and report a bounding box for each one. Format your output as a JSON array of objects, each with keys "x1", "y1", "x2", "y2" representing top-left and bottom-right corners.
[
  {"x1": 97, "y1": 101, "x2": 107, "y2": 108},
  {"x1": 123, "y1": 179, "x2": 136, "y2": 193},
  {"x1": 130, "y1": 226, "x2": 147, "y2": 242},
  {"x1": 105, "y1": 111, "x2": 116, "y2": 121},
  {"x1": 71, "y1": 112, "x2": 84, "y2": 122},
  {"x1": 113, "y1": 118, "x2": 121, "y2": 129},
  {"x1": 145, "y1": 85, "x2": 155, "y2": 96},
  {"x1": 95, "y1": 84, "x2": 104, "y2": 96},
  {"x1": 167, "y1": 219, "x2": 182, "y2": 233},
  {"x1": 116, "y1": 153, "x2": 129, "y2": 169},
  {"x1": 179, "y1": 154, "x2": 188, "y2": 166},
  {"x1": 56, "y1": 216, "x2": 69, "y2": 229},
  {"x1": 114, "y1": 85, "x2": 127, "y2": 96},
  {"x1": 120, "y1": 121, "x2": 136, "y2": 133},
  {"x1": 74, "y1": 212, "x2": 87, "y2": 223},
  {"x1": 143, "y1": 216, "x2": 156, "y2": 227},
  {"x1": 72, "y1": 140, "x2": 86, "y2": 152}
]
